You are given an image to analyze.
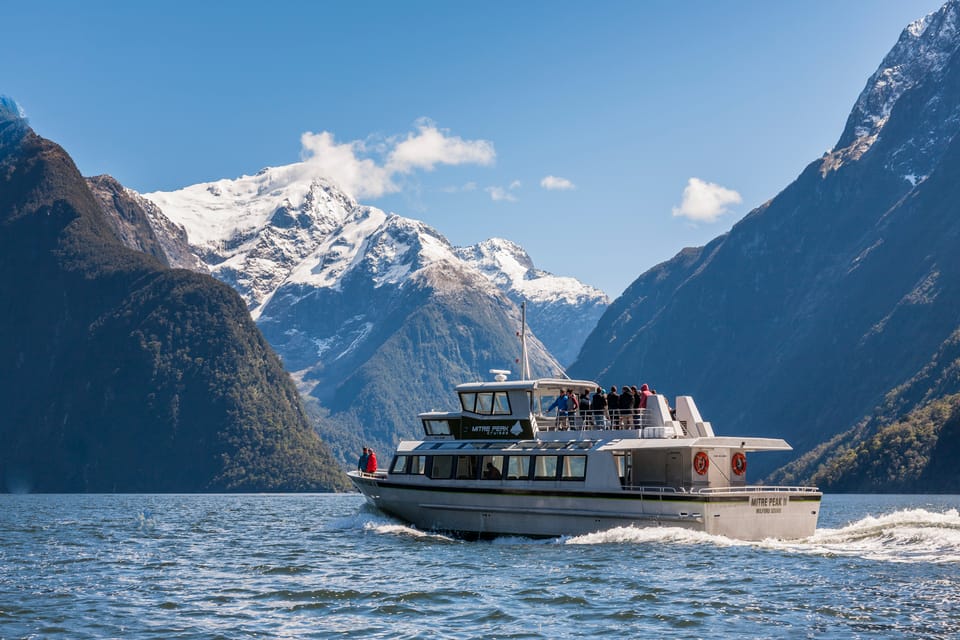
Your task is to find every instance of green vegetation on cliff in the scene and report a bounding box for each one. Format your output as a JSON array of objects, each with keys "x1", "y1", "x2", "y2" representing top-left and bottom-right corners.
[{"x1": 0, "y1": 101, "x2": 349, "y2": 493}]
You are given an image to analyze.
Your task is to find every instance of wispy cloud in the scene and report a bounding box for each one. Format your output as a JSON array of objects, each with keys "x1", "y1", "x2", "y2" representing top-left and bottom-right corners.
[
  {"x1": 540, "y1": 175, "x2": 575, "y2": 190},
  {"x1": 486, "y1": 179, "x2": 521, "y2": 203},
  {"x1": 298, "y1": 121, "x2": 495, "y2": 199},
  {"x1": 671, "y1": 177, "x2": 742, "y2": 223},
  {"x1": 486, "y1": 186, "x2": 517, "y2": 202}
]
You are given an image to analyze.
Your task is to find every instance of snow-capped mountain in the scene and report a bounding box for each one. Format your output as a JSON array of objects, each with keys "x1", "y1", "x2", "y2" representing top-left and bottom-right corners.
[
  {"x1": 456, "y1": 238, "x2": 609, "y2": 365},
  {"x1": 142, "y1": 171, "x2": 598, "y2": 459},
  {"x1": 824, "y1": 1, "x2": 960, "y2": 180}
]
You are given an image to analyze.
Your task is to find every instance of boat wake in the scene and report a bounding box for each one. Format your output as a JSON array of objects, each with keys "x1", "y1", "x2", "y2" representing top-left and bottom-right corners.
[
  {"x1": 330, "y1": 509, "x2": 458, "y2": 542},
  {"x1": 562, "y1": 508, "x2": 960, "y2": 563},
  {"x1": 771, "y1": 507, "x2": 960, "y2": 563}
]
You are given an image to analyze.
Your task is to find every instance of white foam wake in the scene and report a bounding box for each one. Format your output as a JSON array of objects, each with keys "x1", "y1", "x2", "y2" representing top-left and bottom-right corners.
[
  {"x1": 561, "y1": 508, "x2": 960, "y2": 563},
  {"x1": 770, "y1": 508, "x2": 960, "y2": 563}
]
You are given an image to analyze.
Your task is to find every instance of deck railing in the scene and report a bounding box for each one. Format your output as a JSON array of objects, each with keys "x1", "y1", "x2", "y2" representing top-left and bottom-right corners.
[
  {"x1": 693, "y1": 485, "x2": 821, "y2": 495},
  {"x1": 538, "y1": 408, "x2": 659, "y2": 431}
]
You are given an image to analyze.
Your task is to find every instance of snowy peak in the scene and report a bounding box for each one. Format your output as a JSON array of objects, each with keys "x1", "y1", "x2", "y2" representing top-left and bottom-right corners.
[
  {"x1": 824, "y1": 0, "x2": 960, "y2": 175},
  {"x1": 456, "y1": 237, "x2": 609, "y2": 306}
]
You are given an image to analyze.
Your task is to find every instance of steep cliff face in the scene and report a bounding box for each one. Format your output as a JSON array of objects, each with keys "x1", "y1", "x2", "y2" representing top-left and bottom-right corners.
[
  {"x1": 570, "y1": 1, "x2": 960, "y2": 484},
  {"x1": 0, "y1": 100, "x2": 349, "y2": 493}
]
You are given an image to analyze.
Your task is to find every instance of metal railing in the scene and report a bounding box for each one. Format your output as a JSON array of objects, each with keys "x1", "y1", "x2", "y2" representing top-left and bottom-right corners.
[
  {"x1": 538, "y1": 408, "x2": 658, "y2": 431},
  {"x1": 693, "y1": 485, "x2": 821, "y2": 495}
]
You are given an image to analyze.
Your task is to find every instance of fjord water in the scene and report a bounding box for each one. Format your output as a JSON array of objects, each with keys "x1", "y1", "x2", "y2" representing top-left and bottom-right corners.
[{"x1": 1, "y1": 494, "x2": 958, "y2": 639}]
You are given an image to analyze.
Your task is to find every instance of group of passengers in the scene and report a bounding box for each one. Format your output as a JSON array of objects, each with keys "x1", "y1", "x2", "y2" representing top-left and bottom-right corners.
[
  {"x1": 547, "y1": 384, "x2": 656, "y2": 429},
  {"x1": 357, "y1": 447, "x2": 378, "y2": 474}
]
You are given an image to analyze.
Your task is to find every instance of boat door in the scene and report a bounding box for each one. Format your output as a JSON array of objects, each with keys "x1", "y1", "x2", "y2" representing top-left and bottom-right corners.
[{"x1": 665, "y1": 451, "x2": 683, "y2": 487}]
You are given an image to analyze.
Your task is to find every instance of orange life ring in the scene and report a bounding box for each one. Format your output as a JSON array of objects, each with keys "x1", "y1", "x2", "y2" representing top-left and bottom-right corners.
[
  {"x1": 693, "y1": 451, "x2": 709, "y2": 475},
  {"x1": 732, "y1": 452, "x2": 747, "y2": 476}
]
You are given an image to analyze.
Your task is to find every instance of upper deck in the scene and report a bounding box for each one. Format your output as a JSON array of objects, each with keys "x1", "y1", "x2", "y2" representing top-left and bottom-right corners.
[{"x1": 416, "y1": 374, "x2": 789, "y2": 451}]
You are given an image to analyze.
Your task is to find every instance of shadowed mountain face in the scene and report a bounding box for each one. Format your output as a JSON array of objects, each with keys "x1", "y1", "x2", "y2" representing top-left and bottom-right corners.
[
  {"x1": 570, "y1": 1, "x2": 960, "y2": 487},
  {"x1": 0, "y1": 102, "x2": 349, "y2": 493}
]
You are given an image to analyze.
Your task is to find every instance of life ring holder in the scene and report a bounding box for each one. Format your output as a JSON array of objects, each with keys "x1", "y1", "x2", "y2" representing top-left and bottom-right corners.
[
  {"x1": 731, "y1": 452, "x2": 747, "y2": 476},
  {"x1": 693, "y1": 451, "x2": 709, "y2": 475}
]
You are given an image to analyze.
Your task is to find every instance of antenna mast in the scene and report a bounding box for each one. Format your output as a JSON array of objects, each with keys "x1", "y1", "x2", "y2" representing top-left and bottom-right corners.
[{"x1": 520, "y1": 302, "x2": 530, "y2": 380}]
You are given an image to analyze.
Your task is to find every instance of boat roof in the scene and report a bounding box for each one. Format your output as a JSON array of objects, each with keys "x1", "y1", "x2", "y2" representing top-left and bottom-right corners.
[{"x1": 455, "y1": 377, "x2": 598, "y2": 392}]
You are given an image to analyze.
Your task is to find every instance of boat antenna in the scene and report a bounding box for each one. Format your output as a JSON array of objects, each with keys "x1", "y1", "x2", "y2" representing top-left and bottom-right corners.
[{"x1": 519, "y1": 301, "x2": 531, "y2": 380}]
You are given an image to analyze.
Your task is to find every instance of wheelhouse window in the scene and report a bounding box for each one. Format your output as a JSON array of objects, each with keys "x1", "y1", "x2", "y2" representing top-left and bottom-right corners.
[
  {"x1": 462, "y1": 391, "x2": 512, "y2": 415},
  {"x1": 560, "y1": 456, "x2": 587, "y2": 480},
  {"x1": 424, "y1": 419, "x2": 452, "y2": 436},
  {"x1": 492, "y1": 392, "x2": 511, "y2": 415}
]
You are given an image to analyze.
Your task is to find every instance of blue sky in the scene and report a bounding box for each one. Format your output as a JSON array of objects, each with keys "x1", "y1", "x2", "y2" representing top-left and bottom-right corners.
[{"x1": 1, "y1": 1, "x2": 946, "y2": 296}]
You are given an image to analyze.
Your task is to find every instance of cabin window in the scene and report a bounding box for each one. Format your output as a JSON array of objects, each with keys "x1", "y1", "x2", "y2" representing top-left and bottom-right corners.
[
  {"x1": 480, "y1": 455, "x2": 504, "y2": 480},
  {"x1": 424, "y1": 419, "x2": 452, "y2": 436},
  {"x1": 407, "y1": 455, "x2": 425, "y2": 475},
  {"x1": 460, "y1": 392, "x2": 477, "y2": 412},
  {"x1": 492, "y1": 392, "x2": 511, "y2": 415},
  {"x1": 560, "y1": 456, "x2": 587, "y2": 480},
  {"x1": 429, "y1": 455, "x2": 454, "y2": 479},
  {"x1": 390, "y1": 456, "x2": 409, "y2": 474},
  {"x1": 456, "y1": 455, "x2": 478, "y2": 480},
  {"x1": 505, "y1": 455, "x2": 530, "y2": 480},
  {"x1": 534, "y1": 455, "x2": 559, "y2": 480},
  {"x1": 476, "y1": 393, "x2": 494, "y2": 414}
]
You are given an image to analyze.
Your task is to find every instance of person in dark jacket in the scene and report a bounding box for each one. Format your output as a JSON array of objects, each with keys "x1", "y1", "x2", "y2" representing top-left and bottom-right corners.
[
  {"x1": 591, "y1": 387, "x2": 607, "y2": 428},
  {"x1": 358, "y1": 447, "x2": 369, "y2": 472},
  {"x1": 619, "y1": 385, "x2": 634, "y2": 428},
  {"x1": 607, "y1": 386, "x2": 619, "y2": 428}
]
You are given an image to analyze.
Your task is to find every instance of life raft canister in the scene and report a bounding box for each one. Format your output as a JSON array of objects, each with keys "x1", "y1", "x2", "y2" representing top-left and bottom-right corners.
[
  {"x1": 693, "y1": 451, "x2": 709, "y2": 475},
  {"x1": 731, "y1": 452, "x2": 747, "y2": 476}
]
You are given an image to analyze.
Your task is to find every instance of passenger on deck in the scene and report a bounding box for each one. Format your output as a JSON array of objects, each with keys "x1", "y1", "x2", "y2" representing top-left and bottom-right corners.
[
  {"x1": 619, "y1": 385, "x2": 634, "y2": 428},
  {"x1": 365, "y1": 449, "x2": 378, "y2": 473},
  {"x1": 579, "y1": 390, "x2": 592, "y2": 426},
  {"x1": 357, "y1": 447, "x2": 369, "y2": 472},
  {"x1": 607, "y1": 386, "x2": 619, "y2": 427},
  {"x1": 591, "y1": 387, "x2": 607, "y2": 428},
  {"x1": 566, "y1": 390, "x2": 579, "y2": 427},
  {"x1": 547, "y1": 392, "x2": 571, "y2": 428},
  {"x1": 639, "y1": 383, "x2": 654, "y2": 409},
  {"x1": 484, "y1": 462, "x2": 502, "y2": 479}
]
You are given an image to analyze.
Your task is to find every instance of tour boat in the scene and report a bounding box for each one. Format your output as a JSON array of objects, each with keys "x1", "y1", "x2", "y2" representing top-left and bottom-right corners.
[{"x1": 348, "y1": 369, "x2": 821, "y2": 540}]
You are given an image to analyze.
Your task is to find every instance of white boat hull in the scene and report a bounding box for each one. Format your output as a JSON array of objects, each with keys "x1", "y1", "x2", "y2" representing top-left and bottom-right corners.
[{"x1": 350, "y1": 473, "x2": 820, "y2": 541}]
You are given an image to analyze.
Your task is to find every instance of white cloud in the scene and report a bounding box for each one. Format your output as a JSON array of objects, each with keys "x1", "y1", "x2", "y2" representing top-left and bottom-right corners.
[
  {"x1": 298, "y1": 121, "x2": 495, "y2": 200},
  {"x1": 486, "y1": 186, "x2": 517, "y2": 202},
  {"x1": 540, "y1": 175, "x2": 575, "y2": 190},
  {"x1": 387, "y1": 121, "x2": 495, "y2": 174},
  {"x1": 485, "y1": 180, "x2": 521, "y2": 202},
  {"x1": 671, "y1": 177, "x2": 742, "y2": 223},
  {"x1": 299, "y1": 131, "x2": 396, "y2": 199}
]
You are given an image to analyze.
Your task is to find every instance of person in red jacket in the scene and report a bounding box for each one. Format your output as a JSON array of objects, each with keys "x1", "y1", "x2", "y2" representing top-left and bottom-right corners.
[
  {"x1": 639, "y1": 383, "x2": 654, "y2": 408},
  {"x1": 365, "y1": 449, "x2": 378, "y2": 473}
]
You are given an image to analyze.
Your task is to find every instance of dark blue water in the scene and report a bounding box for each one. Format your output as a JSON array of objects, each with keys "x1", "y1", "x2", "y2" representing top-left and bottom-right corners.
[{"x1": 1, "y1": 494, "x2": 958, "y2": 639}]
